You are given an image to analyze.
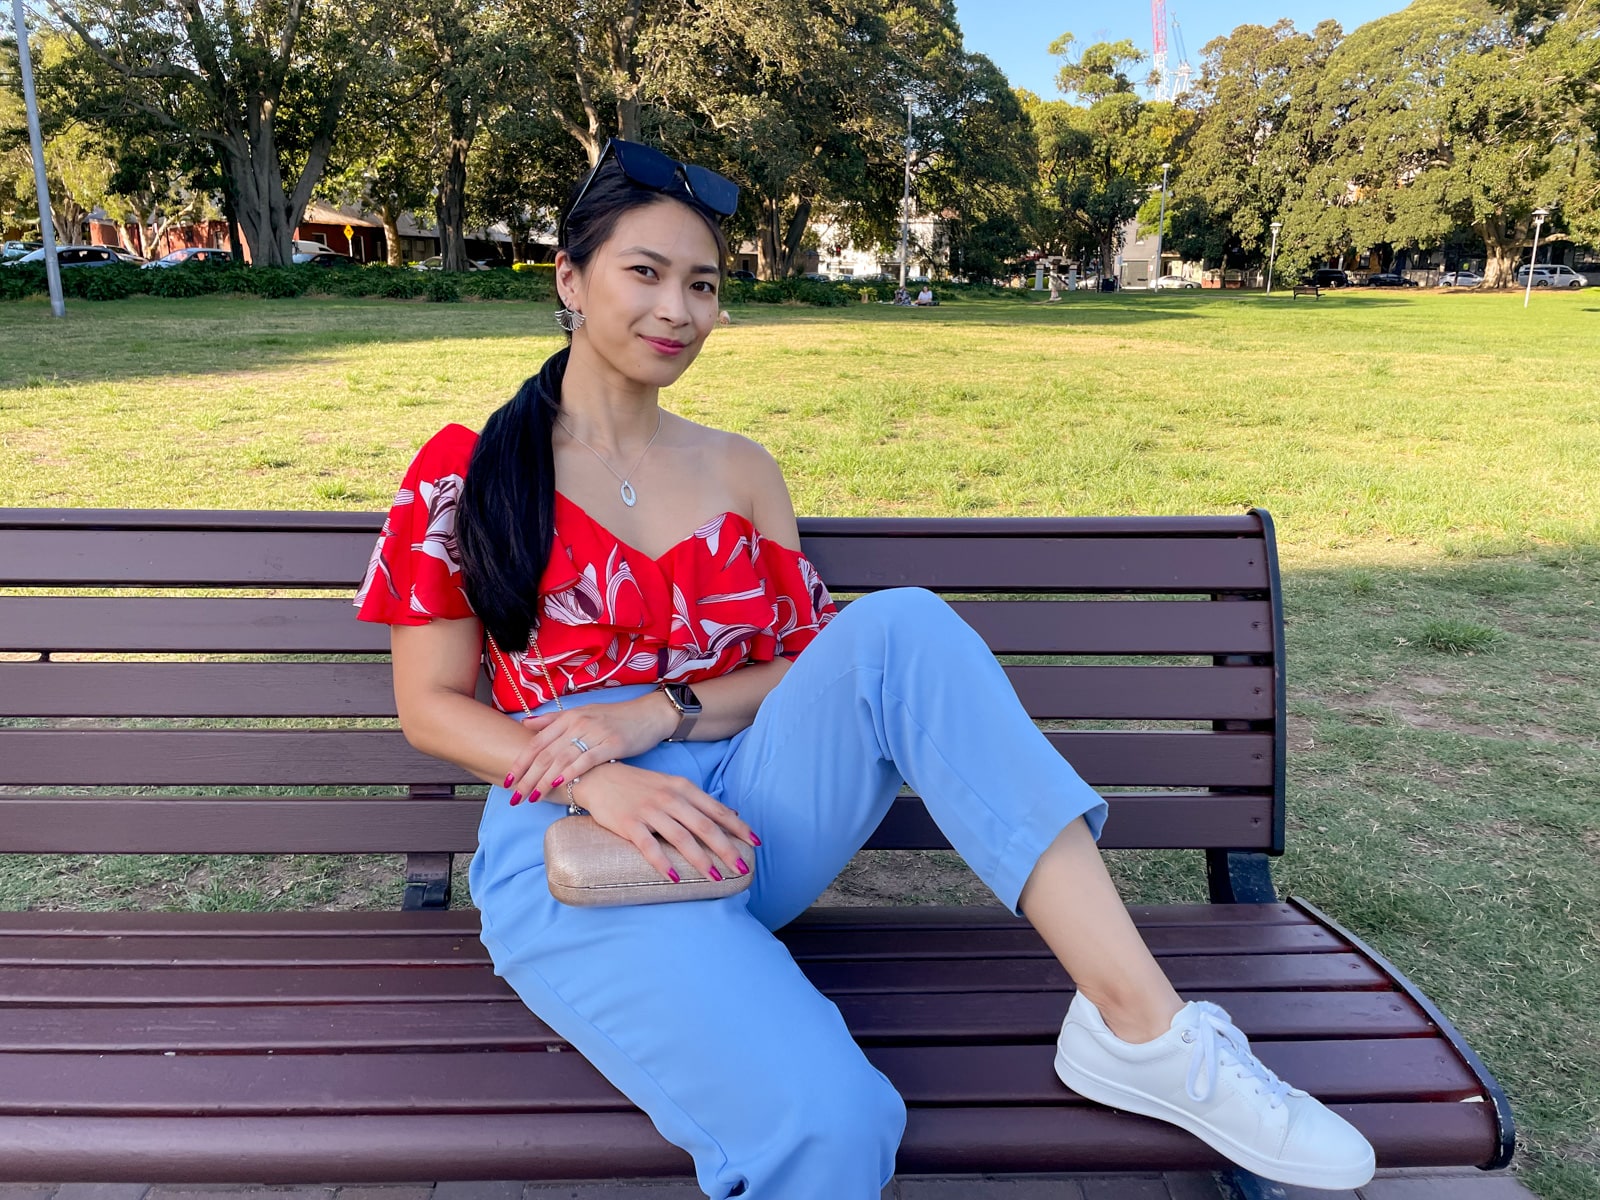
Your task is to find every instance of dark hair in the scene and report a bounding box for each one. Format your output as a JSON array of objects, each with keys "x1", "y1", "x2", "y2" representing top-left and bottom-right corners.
[{"x1": 456, "y1": 157, "x2": 730, "y2": 655}]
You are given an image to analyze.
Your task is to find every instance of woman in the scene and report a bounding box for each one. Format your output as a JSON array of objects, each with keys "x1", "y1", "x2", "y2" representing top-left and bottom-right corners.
[{"x1": 355, "y1": 139, "x2": 1374, "y2": 1198}]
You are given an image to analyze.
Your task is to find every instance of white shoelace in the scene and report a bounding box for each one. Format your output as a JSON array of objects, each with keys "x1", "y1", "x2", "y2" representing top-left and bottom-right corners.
[{"x1": 1181, "y1": 1002, "x2": 1301, "y2": 1108}]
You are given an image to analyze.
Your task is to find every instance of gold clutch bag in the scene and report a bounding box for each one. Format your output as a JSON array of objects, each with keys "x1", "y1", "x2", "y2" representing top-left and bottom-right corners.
[
  {"x1": 544, "y1": 814, "x2": 753, "y2": 907},
  {"x1": 489, "y1": 635, "x2": 754, "y2": 908}
]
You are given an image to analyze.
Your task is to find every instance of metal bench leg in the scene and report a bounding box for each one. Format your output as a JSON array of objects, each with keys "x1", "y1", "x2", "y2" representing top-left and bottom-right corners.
[{"x1": 1205, "y1": 850, "x2": 1277, "y2": 904}]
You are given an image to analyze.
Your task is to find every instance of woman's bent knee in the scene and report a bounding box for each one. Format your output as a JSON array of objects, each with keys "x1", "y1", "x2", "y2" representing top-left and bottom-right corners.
[{"x1": 744, "y1": 1063, "x2": 905, "y2": 1192}]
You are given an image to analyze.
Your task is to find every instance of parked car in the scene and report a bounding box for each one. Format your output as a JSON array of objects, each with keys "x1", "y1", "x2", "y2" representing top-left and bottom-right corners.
[
  {"x1": 109, "y1": 248, "x2": 147, "y2": 266},
  {"x1": 6, "y1": 245, "x2": 122, "y2": 269},
  {"x1": 1153, "y1": 274, "x2": 1199, "y2": 289},
  {"x1": 1439, "y1": 270, "x2": 1483, "y2": 287},
  {"x1": 298, "y1": 250, "x2": 358, "y2": 267},
  {"x1": 410, "y1": 255, "x2": 488, "y2": 271},
  {"x1": 2, "y1": 240, "x2": 41, "y2": 261},
  {"x1": 1367, "y1": 272, "x2": 1420, "y2": 288},
  {"x1": 143, "y1": 247, "x2": 233, "y2": 269},
  {"x1": 729, "y1": 269, "x2": 756, "y2": 282},
  {"x1": 1515, "y1": 264, "x2": 1588, "y2": 289},
  {"x1": 800, "y1": 272, "x2": 832, "y2": 282},
  {"x1": 1310, "y1": 269, "x2": 1351, "y2": 288}
]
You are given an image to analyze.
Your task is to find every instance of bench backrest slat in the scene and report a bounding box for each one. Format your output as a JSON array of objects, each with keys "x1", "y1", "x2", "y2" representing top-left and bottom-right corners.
[
  {"x1": 0, "y1": 597, "x2": 1272, "y2": 656},
  {"x1": 0, "y1": 728, "x2": 1274, "y2": 788},
  {"x1": 0, "y1": 662, "x2": 1271, "y2": 721},
  {"x1": 0, "y1": 509, "x2": 1286, "y2": 861},
  {"x1": 0, "y1": 793, "x2": 1272, "y2": 853}
]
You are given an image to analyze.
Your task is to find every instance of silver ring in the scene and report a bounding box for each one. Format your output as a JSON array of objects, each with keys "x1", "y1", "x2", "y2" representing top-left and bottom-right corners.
[{"x1": 570, "y1": 737, "x2": 589, "y2": 753}]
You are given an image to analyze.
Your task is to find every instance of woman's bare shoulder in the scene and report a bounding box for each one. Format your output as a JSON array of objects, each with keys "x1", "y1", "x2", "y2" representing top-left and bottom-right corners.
[{"x1": 666, "y1": 415, "x2": 790, "y2": 521}]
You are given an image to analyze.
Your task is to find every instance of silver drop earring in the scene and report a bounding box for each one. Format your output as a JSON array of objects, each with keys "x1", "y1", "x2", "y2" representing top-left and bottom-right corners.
[{"x1": 555, "y1": 307, "x2": 586, "y2": 333}]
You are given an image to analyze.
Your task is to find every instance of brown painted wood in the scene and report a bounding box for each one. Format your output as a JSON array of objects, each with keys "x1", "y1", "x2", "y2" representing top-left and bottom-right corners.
[
  {"x1": 0, "y1": 1101, "x2": 1500, "y2": 1182},
  {"x1": 0, "y1": 728, "x2": 1273, "y2": 787},
  {"x1": 0, "y1": 953, "x2": 1388, "y2": 1005},
  {"x1": 0, "y1": 657, "x2": 1272, "y2": 721},
  {"x1": 0, "y1": 529, "x2": 381, "y2": 588},
  {"x1": 0, "y1": 922, "x2": 1339, "y2": 968},
  {"x1": 0, "y1": 902, "x2": 1314, "y2": 937},
  {"x1": 0, "y1": 791, "x2": 1273, "y2": 853},
  {"x1": 0, "y1": 1038, "x2": 1478, "y2": 1116},
  {"x1": 951, "y1": 599, "x2": 1273, "y2": 654},
  {"x1": 0, "y1": 991, "x2": 1433, "y2": 1053},
  {"x1": 0, "y1": 598, "x2": 1275, "y2": 659},
  {"x1": 1, "y1": 509, "x2": 1265, "y2": 536}
]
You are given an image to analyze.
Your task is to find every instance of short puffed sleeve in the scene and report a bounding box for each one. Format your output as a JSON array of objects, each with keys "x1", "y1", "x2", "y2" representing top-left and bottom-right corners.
[
  {"x1": 754, "y1": 534, "x2": 837, "y2": 661},
  {"x1": 354, "y1": 424, "x2": 479, "y2": 626}
]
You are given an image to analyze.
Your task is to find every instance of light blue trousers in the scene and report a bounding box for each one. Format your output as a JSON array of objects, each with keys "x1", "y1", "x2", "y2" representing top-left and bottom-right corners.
[{"x1": 469, "y1": 588, "x2": 1109, "y2": 1199}]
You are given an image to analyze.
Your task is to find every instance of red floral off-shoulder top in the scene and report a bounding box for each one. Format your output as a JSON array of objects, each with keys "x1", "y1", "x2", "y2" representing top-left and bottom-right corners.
[{"x1": 354, "y1": 423, "x2": 837, "y2": 712}]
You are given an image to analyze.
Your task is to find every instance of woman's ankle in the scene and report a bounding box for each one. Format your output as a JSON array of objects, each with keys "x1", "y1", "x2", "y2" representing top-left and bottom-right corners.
[{"x1": 1085, "y1": 989, "x2": 1185, "y2": 1045}]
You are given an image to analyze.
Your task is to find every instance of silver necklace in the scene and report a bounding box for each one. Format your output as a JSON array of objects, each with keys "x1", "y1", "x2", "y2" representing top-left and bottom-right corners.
[{"x1": 557, "y1": 409, "x2": 664, "y2": 508}]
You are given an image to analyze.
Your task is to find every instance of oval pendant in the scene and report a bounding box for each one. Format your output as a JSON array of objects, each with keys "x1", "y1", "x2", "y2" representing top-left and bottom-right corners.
[{"x1": 620, "y1": 481, "x2": 637, "y2": 507}]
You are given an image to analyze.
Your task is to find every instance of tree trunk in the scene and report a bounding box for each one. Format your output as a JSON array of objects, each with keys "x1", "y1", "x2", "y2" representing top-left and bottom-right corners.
[
  {"x1": 380, "y1": 203, "x2": 404, "y2": 267},
  {"x1": 437, "y1": 113, "x2": 474, "y2": 271},
  {"x1": 778, "y1": 196, "x2": 813, "y2": 278},
  {"x1": 1477, "y1": 216, "x2": 1519, "y2": 289},
  {"x1": 219, "y1": 172, "x2": 245, "y2": 260},
  {"x1": 1099, "y1": 231, "x2": 1116, "y2": 284}
]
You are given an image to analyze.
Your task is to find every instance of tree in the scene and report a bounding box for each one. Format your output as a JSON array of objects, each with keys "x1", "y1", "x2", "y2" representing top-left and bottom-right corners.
[
  {"x1": 48, "y1": 0, "x2": 386, "y2": 266},
  {"x1": 467, "y1": 105, "x2": 586, "y2": 263},
  {"x1": 1294, "y1": 0, "x2": 1600, "y2": 286},
  {"x1": 1025, "y1": 35, "x2": 1178, "y2": 280},
  {"x1": 1168, "y1": 19, "x2": 1342, "y2": 279}
]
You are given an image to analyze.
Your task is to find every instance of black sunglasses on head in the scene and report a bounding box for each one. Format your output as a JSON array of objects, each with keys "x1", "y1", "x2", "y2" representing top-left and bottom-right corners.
[{"x1": 562, "y1": 138, "x2": 740, "y2": 244}]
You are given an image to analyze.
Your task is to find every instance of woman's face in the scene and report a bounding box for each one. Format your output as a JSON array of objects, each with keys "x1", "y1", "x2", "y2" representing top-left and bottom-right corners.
[{"x1": 556, "y1": 199, "x2": 722, "y2": 390}]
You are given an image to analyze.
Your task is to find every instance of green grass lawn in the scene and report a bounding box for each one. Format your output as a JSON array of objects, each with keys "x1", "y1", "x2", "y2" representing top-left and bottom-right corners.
[{"x1": 1, "y1": 288, "x2": 1597, "y2": 1197}]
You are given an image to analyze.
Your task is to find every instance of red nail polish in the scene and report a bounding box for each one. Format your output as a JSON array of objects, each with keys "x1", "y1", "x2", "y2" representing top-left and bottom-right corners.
[
  {"x1": 503, "y1": 773, "x2": 515, "y2": 788},
  {"x1": 736, "y1": 859, "x2": 749, "y2": 875},
  {"x1": 748, "y1": 832, "x2": 762, "y2": 847},
  {"x1": 510, "y1": 792, "x2": 522, "y2": 805},
  {"x1": 529, "y1": 789, "x2": 541, "y2": 802},
  {"x1": 551, "y1": 776, "x2": 564, "y2": 789},
  {"x1": 668, "y1": 869, "x2": 681, "y2": 883},
  {"x1": 708, "y1": 866, "x2": 722, "y2": 882}
]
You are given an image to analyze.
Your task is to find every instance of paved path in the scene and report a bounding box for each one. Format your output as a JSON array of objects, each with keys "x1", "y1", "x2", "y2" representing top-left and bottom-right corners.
[{"x1": 0, "y1": 1167, "x2": 1536, "y2": 1200}]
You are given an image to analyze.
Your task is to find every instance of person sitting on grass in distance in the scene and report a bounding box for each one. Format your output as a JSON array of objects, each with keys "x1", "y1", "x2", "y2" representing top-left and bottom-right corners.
[
  {"x1": 355, "y1": 135, "x2": 1378, "y2": 1200},
  {"x1": 914, "y1": 285, "x2": 935, "y2": 306},
  {"x1": 892, "y1": 284, "x2": 911, "y2": 305}
]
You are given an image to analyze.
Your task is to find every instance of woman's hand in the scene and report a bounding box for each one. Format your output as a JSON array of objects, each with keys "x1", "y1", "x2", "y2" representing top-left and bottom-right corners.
[
  {"x1": 504, "y1": 692, "x2": 678, "y2": 805},
  {"x1": 555, "y1": 760, "x2": 759, "y2": 884}
]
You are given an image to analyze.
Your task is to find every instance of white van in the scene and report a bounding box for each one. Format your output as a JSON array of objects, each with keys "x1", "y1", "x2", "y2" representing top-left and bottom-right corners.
[
  {"x1": 1515, "y1": 264, "x2": 1588, "y2": 289},
  {"x1": 293, "y1": 238, "x2": 327, "y2": 257}
]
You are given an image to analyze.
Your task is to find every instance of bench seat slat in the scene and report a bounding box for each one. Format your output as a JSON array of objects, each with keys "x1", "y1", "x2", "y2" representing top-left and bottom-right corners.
[
  {"x1": 0, "y1": 903, "x2": 1314, "y2": 937},
  {"x1": 0, "y1": 1102, "x2": 1501, "y2": 1182},
  {"x1": 0, "y1": 729, "x2": 1275, "y2": 788},
  {"x1": 0, "y1": 660, "x2": 1273, "y2": 721},
  {"x1": 0, "y1": 792, "x2": 1274, "y2": 852},
  {"x1": 0, "y1": 923, "x2": 1340, "y2": 967},
  {"x1": 0, "y1": 992, "x2": 1435, "y2": 1053},
  {"x1": 0, "y1": 1039, "x2": 1481, "y2": 1115},
  {"x1": 0, "y1": 953, "x2": 1388, "y2": 1005}
]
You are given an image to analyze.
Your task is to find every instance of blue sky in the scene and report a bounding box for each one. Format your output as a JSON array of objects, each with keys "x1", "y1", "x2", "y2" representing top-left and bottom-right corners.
[{"x1": 951, "y1": 0, "x2": 1408, "y2": 97}]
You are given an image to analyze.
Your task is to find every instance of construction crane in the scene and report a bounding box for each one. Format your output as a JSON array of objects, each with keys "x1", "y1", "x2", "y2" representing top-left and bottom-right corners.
[{"x1": 1151, "y1": 0, "x2": 1193, "y2": 101}]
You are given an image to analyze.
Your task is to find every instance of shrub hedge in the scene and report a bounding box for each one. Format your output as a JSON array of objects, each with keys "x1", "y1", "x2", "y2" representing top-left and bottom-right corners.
[
  {"x1": 0, "y1": 261, "x2": 557, "y2": 304},
  {"x1": 0, "y1": 258, "x2": 1031, "y2": 308}
]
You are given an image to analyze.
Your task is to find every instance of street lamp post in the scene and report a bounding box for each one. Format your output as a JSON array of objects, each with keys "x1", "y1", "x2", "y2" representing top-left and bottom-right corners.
[
  {"x1": 898, "y1": 94, "x2": 914, "y2": 290},
  {"x1": 1523, "y1": 207, "x2": 1548, "y2": 309},
  {"x1": 1266, "y1": 220, "x2": 1282, "y2": 295},
  {"x1": 1151, "y1": 162, "x2": 1170, "y2": 290},
  {"x1": 10, "y1": 0, "x2": 64, "y2": 318}
]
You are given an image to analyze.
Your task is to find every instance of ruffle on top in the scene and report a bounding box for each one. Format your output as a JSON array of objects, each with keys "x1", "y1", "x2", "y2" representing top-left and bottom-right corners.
[{"x1": 354, "y1": 423, "x2": 837, "y2": 712}]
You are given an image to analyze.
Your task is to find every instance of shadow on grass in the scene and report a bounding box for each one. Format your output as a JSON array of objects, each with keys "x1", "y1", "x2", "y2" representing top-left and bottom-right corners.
[{"x1": 0, "y1": 291, "x2": 1419, "y2": 390}]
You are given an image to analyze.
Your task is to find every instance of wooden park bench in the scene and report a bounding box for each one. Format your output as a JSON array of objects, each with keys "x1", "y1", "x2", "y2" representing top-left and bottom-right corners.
[
  {"x1": 0, "y1": 507, "x2": 1513, "y2": 1187},
  {"x1": 1292, "y1": 284, "x2": 1321, "y2": 299}
]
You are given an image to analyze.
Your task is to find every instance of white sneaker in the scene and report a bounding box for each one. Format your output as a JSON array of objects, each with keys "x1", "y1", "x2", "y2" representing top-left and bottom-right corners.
[{"x1": 1054, "y1": 993, "x2": 1376, "y2": 1190}]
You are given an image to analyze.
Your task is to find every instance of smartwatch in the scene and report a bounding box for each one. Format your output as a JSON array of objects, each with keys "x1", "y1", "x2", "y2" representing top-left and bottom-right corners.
[{"x1": 658, "y1": 682, "x2": 702, "y2": 741}]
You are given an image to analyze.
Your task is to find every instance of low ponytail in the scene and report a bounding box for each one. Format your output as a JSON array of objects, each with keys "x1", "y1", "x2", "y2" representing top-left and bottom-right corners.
[{"x1": 457, "y1": 346, "x2": 569, "y2": 653}]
